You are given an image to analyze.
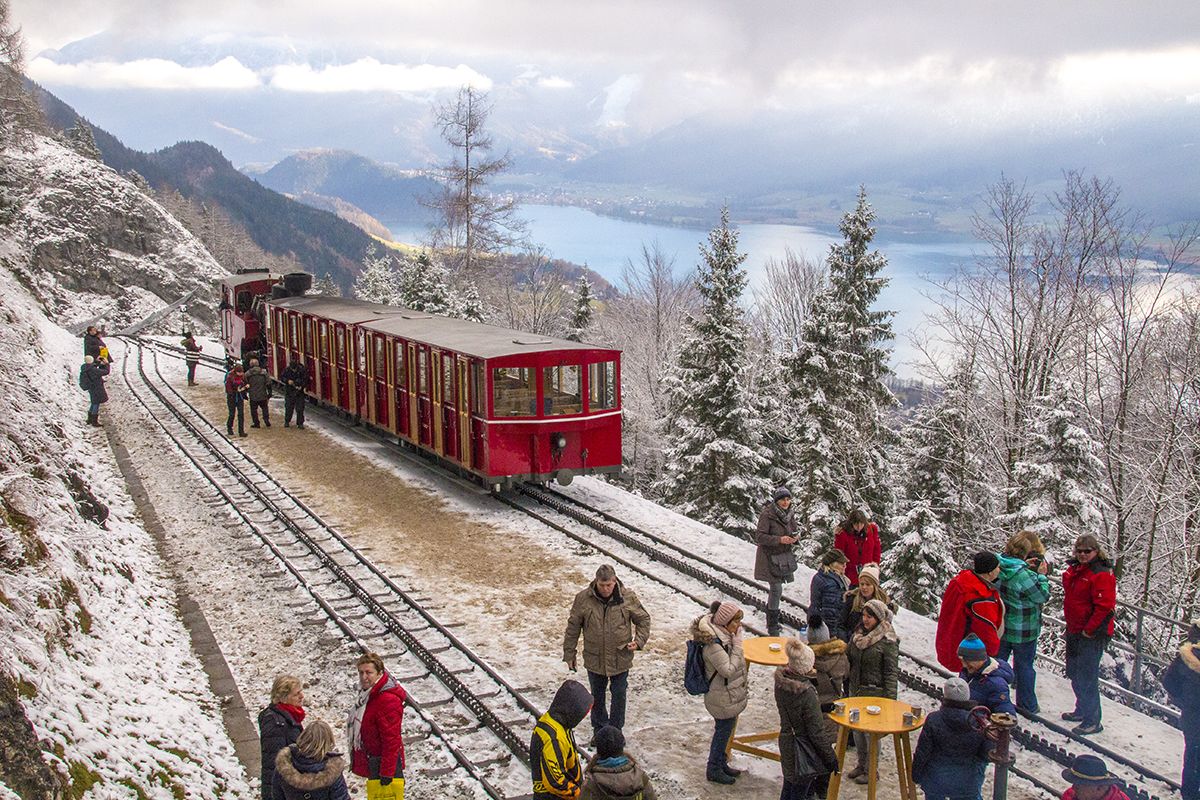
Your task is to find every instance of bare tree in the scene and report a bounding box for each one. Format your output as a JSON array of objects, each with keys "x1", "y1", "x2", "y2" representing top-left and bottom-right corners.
[
  {"x1": 751, "y1": 246, "x2": 824, "y2": 352},
  {"x1": 425, "y1": 86, "x2": 525, "y2": 275},
  {"x1": 490, "y1": 245, "x2": 569, "y2": 336},
  {"x1": 0, "y1": 0, "x2": 42, "y2": 146}
]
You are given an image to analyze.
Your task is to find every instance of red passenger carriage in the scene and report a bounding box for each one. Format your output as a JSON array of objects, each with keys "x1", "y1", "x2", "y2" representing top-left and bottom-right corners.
[{"x1": 260, "y1": 295, "x2": 622, "y2": 488}]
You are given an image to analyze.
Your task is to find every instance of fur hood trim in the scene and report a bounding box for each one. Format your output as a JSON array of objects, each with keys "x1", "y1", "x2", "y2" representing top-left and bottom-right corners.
[
  {"x1": 774, "y1": 667, "x2": 818, "y2": 695},
  {"x1": 691, "y1": 614, "x2": 722, "y2": 644},
  {"x1": 1180, "y1": 643, "x2": 1200, "y2": 674},
  {"x1": 275, "y1": 748, "x2": 346, "y2": 791},
  {"x1": 810, "y1": 639, "x2": 847, "y2": 657}
]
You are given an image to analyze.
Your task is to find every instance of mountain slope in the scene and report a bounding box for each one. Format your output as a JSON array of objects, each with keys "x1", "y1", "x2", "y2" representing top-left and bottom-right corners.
[
  {"x1": 256, "y1": 149, "x2": 437, "y2": 226},
  {"x1": 30, "y1": 82, "x2": 374, "y2": 287}
]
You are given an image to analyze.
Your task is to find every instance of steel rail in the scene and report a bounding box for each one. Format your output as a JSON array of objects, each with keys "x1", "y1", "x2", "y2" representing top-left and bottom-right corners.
[{"x1": 117, "y1": 339, "x2": 532, "y2": 786}]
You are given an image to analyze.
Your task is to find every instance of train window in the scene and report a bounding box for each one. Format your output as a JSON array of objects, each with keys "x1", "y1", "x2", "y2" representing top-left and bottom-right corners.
[
  {"x1": 442, "y1": 355, "x2": 454, "y2": 402},
  {"x1": 543, "y1": 365, "x2": 582, "y2": 415},
  {"x1": 589, "y1": 361, "x2": 617, "y2": 410},
  {"x1": 305, "y1": 320, "x2": 315, "y2": 355},
  {"x1": 374, "y1": 337, "x2": 385, "y2": 380},
  {"x1": 320, "y1": 322, "x2": 328, "y2": 359},
  {"x1": 492, "y1": 367, "x2": 534, "y2": 417},
  {"x1": 471, "y1": 363, "x2": 484, "y2": 414},
  {"x1": 236, "y1": 291, "x2": 252, "y2": 313},
  {"x1": 289, "y1": 316, "x2": 299, "y2": 348},
  {"x1": 355, "y1": 330, "x2": 366, "y2": 372},
  {"x1": 418, "y1": 349, "x2": 429, "y2": 394},
  {"x1": 395, "y1": 345, "x2": 407, "y2": 388},
  {"x1": 275, "y1": 311, "x2": 286, "y2": 344},
  {"x1": 335, "y1": 327, "x2": 345, "y2": 365}
]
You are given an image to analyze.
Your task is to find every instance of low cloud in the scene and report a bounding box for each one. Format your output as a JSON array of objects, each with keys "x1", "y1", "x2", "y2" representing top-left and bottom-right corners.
[
  {"x1": 268, "y1": 58, "x2": 491, "y2": 93},
  {"x1": 211, "y1": 121, "x2": 261, "y2": 142},
  {"x1": 27, "y1": 55, "x2": 261, "y2": 90},
  {"x1": 537, "y1": 76, "x2": 574, "y2": 89}
]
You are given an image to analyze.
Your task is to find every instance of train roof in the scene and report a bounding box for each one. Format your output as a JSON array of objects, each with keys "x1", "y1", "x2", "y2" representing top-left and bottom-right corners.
[
  {"x1": 271, "y1": 295, "x2": 617, "y2": 359},
  {"x1": 220, "y1": 271, "x2": 281, "y2": 289}
]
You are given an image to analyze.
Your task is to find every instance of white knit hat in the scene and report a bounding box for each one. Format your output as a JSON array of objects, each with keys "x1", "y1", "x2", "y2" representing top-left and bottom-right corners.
[{"x1": 786, "y1": 638, "x2": 816, "y2": 675}]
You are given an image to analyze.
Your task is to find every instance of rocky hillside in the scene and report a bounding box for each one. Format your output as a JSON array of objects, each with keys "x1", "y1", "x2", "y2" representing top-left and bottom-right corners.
[{"x1": 1, "y1": 134, "x2": 226, "y2": 333}]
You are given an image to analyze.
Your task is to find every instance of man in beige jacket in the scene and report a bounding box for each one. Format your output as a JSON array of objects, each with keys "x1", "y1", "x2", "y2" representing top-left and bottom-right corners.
[{"x1": 563, "y1": 564, "x2": 651, "y2": 742}]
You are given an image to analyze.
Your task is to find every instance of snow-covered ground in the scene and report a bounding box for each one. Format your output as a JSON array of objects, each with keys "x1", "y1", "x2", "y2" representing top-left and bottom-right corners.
[
  {"x1": 120, "y1": 343, "x2": 1186, "y2": 800},
  {"x1": 0, "y1": 261, "x2": 251, "y2": 798}
]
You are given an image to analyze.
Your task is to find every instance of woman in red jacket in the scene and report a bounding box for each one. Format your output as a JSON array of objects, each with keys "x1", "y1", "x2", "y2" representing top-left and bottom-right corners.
[
  {"x1": 833, "y1": 510, "x2": 881, "y2": 587},
  {"x1": 1061, "y1": 535, "x2": 1116, "y2": 736},
  {"x1": 347, "y1": 653, "x2": 407, "y2": 795}
]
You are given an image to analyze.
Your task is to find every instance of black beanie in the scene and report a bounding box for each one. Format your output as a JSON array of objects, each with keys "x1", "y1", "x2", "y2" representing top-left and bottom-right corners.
[
  {"x1": 973, "y1": 551, "x2": 1000, "y2": 574},
  {"x1": 594, "y1": 725, "x2": 625, "y2": 759},
  {"x1": 1189, "y1": 622, "x2": 1200, "y2": 645}
]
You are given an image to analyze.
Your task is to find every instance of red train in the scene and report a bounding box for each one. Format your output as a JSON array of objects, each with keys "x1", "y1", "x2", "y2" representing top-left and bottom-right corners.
[{"x1": 218, "y1": 271, "x2": 622, "y2": 489}]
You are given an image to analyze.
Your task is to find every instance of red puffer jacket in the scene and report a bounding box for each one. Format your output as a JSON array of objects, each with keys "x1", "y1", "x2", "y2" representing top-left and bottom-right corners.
[
  {"x1": 935, "y1": 570, "x2": 1005, "y2": 672},
  {"x1": 350, "y1": 674, "x2": 407, "y2": 779},
  {"x1": 1062, "y1": 559, "x2": 1117, "y2": 637},
  {"x1": 833, "y1": 523, "x2": 881, "y2": 585}
]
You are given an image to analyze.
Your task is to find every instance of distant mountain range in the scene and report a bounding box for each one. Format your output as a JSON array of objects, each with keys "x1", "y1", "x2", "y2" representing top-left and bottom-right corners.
[
  {"x1": 250, "y1": 149, "x2": 437, "y2": 228},
  {"x1": 31, "y1": 82, "x2": 377, "y2": 287}
]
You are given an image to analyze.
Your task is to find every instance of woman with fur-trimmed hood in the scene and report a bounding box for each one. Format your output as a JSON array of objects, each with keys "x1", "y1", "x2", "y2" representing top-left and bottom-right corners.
[
  {"x1": 272, "y1": 721, "x2": 349, "y2": 800},
  {"x1": 806, "y1": 614, "x2": 849, "y2": 713},
  {"x1": 1163, "y1": 622, "x2": 1200, "y2": 800},
  {"x1": 775, "y1": 638, "x2": 839, "y2": 800},
  {"x1": 691, "y1": 601, "x2": 748, "y2": 785}
]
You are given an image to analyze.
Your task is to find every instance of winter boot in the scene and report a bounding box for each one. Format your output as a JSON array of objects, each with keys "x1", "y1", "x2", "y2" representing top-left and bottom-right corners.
[
  {"x1": 706, "y1": 767, "x2": 736, "y2": 785},
  {"x1": 766, "y1": 610, "x2": 782, "y2": 637}
]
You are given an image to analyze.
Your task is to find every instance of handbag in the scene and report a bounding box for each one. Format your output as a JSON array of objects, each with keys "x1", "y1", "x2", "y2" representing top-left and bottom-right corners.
[
  {"x1": 769, "y1": 550, "x2": 798, "y2": 579},
  {"x1": 366, "y1": 778, "x2": 404, "y2": 800},
  {"x1": 791, "y1": 734, "x2": 826, "y2": 782}
]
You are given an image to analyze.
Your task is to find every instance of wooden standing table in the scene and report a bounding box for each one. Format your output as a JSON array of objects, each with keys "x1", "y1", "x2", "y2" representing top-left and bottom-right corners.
[
  {"x1": 727, "y1": 636, "x2": 789, "y2": 760},
  {"x1": 826, "y1": 696, "x2": 923, "y2": 800}
]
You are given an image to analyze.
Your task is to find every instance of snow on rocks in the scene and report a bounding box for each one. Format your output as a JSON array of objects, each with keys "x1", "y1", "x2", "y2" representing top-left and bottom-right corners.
[{"x1": 0, "y1": 259, "x2": 251, "y2": 798}]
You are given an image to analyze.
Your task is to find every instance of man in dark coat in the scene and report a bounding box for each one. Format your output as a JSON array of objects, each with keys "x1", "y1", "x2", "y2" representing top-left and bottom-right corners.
[
  {"x1": 1163, "y1": 622, "x2": 1200, "y2": 800},
  {"x1": 181, "y1": 332, "x2": 203, "y2": 385},
  {"x1": 912, "y1": 677, "x2": 993, "y2": 800},
  {"x1": 79, "y1": 355, "x2": 110, "y2": 426},
  {"x1": 281, "y1": 359, "x2": 308, "y2": 429},
  {"x1": 756, "y1": 487, "x2": 799, "y2": 636},
  {"x1": 82, "y1": 325, "x2": 104, "y2": 360},
  {"x1": 245, "y1": 358, "x2": 272, "y2": 428},
  {"x1": 531, "y1": 679, "x2": 592, "y2": 800},
  {"x1": 225, "y1": 364, "x2": 249, "y2": 437}
]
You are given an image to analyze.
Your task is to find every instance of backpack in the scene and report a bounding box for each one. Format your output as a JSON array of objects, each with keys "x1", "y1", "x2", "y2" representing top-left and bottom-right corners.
[{"x1": 684, "y1": 640, "x2": 711, "y2": 695}]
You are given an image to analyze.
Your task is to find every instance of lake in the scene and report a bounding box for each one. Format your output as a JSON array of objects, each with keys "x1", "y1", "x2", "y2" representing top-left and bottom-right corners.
[{"x1": 386, "y1": 204, "x2": 983, "y2": 371}]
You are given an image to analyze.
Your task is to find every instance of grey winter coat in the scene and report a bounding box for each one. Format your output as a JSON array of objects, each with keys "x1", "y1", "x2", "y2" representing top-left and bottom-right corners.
[
  {"x1": 774, "y1": 668, "x2": 839, "y2": 784},
  {"x1": 755, "y1": 501, "x2": 798, "y2": 583},
  {"x1": 564, "y1": 580, "x2": 651, "y2": 676},
  {"x1": 810, "y1": 639, "x2": 850, "y2": 710},
  {"x1": 691, "y1": 614, "x2": 747, "y2": 720},
  {"x1": 245, "y1": 366, "x2": 272, "y2": 402},
  {"x1": 580, "y1": 754, "x2": 658, "y2": 800},
  {"x1": 847, "y1": 622, "x2": 900, "y2": 699}
]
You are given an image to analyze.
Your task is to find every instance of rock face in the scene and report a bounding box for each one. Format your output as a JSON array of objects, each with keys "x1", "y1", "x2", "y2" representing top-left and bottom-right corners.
[
  {"x1": 1, "y1": 136, "x2": 227, "y2": 333},
  {"x1": 0, "y1": 673, "x2": 60, "y2": 800}
]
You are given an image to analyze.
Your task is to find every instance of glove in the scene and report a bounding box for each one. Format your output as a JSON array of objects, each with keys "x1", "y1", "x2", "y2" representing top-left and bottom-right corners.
[{"x1": 379, "y1": 777, "x2": 392, "y2": 787}]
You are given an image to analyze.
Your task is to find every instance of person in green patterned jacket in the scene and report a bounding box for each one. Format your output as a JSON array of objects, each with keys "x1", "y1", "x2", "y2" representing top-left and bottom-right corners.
[{"x1": 995, "y1": 531, "x2": 1051, "y2": 713}]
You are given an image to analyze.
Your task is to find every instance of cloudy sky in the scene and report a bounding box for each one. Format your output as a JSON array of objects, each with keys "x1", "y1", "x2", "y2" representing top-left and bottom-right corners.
[{"x1": 15, "y1": 0, "x2": 1200, "y2": 137}]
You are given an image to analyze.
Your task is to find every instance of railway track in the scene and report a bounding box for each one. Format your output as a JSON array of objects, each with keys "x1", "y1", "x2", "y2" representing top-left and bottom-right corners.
[
  {"x1": 503, "y1": 485, "x2": 1182, "y2": 800},
  {"x1": 117, "y1": 338, "x2": 537, "y2": 799},
  {"x1": 136, "y1": 335, "x2": 1181, "y2": 798}
]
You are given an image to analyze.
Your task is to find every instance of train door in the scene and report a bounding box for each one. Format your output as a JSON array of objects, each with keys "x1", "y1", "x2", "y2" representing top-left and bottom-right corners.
[
  {"x1": 416, "y1": 345, "x2": 432, "y2": 447},
  {"x1": 430, "y1": 349, "x2": 445, "y2": 453},
  {"x1": 318, "y1": 320, "x2": 331, "y2": 401},
  {"x1": 287, "y1": 313, "x2": 300, "y2": 370},
  {"x1": 372, "y1": 333, "x2": 389, "y2": 428},
  {"x1": 353, "y1": 327, "x2": 367, "y2": 419},
  {"x1": 456, "y1": 356, "x2": 471, "y2": 468},
  {"x1": 335, "y1": 324, "x2": 348, "y2": 409},
  {"x1": 273, "y1": 309, "x2": 288, "y2": 372},
  {"x1": 470, "y1": 360, "x2": 486, "y2": 471},
  {"x1": 393, "y1": 340, "x2": 409, "y2": 438},
  {"x1": 303, "y1": 317, "x2": 316, "y2": 391},
  {"x1": 439, "y1": 351, "x2": 456, "y2": 461}
]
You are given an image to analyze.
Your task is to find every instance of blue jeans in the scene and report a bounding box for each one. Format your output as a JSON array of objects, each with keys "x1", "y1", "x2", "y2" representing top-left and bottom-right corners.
[
  {"x1": 707, "y1": 716, "x2": 737, "y2": 773},
  {"x1": 997, "y1": 639, "x2": 1039, "y2": 712},
  {"x1": 88, "y1": 401, "x2": 100, "y2": 416},
  {"x1": 1065, "y1": 633, "x2": 1107, "y2": 725},
  {"x1": 587, "y1": 670, "x2": 628, "y2": 733}
]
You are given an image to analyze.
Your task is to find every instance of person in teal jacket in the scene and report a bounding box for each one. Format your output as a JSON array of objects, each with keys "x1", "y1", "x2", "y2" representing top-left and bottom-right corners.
[{"x1": 995, "y1": 531, "x2": 1051, "y2": 713}]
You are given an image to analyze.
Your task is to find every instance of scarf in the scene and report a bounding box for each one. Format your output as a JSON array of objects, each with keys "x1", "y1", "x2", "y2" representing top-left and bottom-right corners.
[
  {"x1": 347, "y1": 672, "x2": 400, "y2": 754},
  {"x1": 851, "y1": 620, "x2": 897, "y2": 651},
  {"x1": 276, "y1": 703, "x2": 306, "y2": 725}
]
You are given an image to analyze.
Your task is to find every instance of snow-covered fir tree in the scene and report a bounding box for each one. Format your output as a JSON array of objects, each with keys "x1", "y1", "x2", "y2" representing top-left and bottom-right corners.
[
  {"x1": 1001, "y1": 378, "x2": 1105, "y2": 559},
  {"x1": 656, "y1": 207, "x2": 770, "y2": 534},
  {"x1": 312, "y1": 272, "x2": 341, "y2": 297},
  {"x1": 354, "y1": 244, "x2": 399, "y2": 304},
  {"x1": 883, "y1": 366, "x2": 990, "y2": 613},
  {"x1": 396, "y1": 251, "x2": 453, "y2": 313},
  {"x1": 787, "y1": 188, "x2": 896, "y2": 553},
  {"x1": 882, "y1": 499, "x2": 959, "y2": 615},
  {"x1": 747, "y1": 338, "x2": 795, "y2": 489},
  {"x1": 566, "y1": 275, "x2": 595, "y2": 342},
  {"x1": 64, "y1": 117, "x2": 102, "y2": 161},
  {"x1": 449, "y1": 280, "x2": 486, "y2": 322}
]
